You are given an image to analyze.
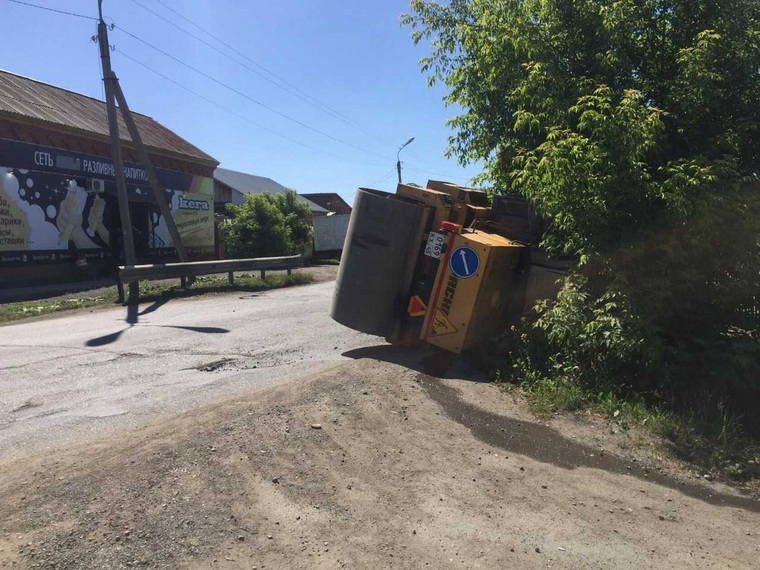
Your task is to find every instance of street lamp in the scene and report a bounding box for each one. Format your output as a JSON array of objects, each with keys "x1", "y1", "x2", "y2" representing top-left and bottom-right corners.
[{"x1": 396, "y1": 136, "x2": 415, "y2": 184}]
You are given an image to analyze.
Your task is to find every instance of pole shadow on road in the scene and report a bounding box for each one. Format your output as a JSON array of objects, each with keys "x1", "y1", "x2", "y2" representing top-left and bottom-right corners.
[
  {"x1": 128, "y1": 298, "x2": 168, "y2": 322},
  {"x1": 85, "y1": 299, "x2": 229, "y2": 347}
]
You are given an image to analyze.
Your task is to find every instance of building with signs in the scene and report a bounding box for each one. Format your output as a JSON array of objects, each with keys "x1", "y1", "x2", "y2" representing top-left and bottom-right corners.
[{"x1": 0, "y1": 70, "x2": 219, "y2": 288}]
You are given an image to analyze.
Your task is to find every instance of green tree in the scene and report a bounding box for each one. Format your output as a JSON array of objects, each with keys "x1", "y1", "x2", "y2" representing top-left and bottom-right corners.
[
  {"x1": 403, "y1": 0, "x2": 760, "y2": 256},
  {"x1": 403, "y1": 0, "x2": 760, "y2": 447},
  {"x1": 273, "y1": 190, "x2": 313, "y2": 255},
  {"x1": 224, "y1": 190, "x2": 312, "y2": 258}
]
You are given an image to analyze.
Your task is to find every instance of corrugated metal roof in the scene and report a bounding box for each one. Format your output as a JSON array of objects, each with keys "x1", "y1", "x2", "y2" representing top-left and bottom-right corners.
[
  {"x1": 214, "y1": 168, "x2": 328, "y2": 213},
  {"x1": 301, "y1": 192, "x2": 352, "y2": 211},
  {"x1": 0, "y1": 69, "x2": 217, "y2": 164}
]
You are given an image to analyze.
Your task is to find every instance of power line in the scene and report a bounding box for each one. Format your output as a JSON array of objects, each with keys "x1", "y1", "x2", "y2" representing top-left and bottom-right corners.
[
  {"x1": 146, "y1": 0, "x2": 396, "y2": 146},
  {"x1": 367, "y1": 168, "x2": 398, "y2": 188},
  {"x1": 128, "y1": 0, "x2": 475, "y2": 182},
  {"x1": 116, "y1": 49, "x2": 385, "y2": 167},
  {"x1": 144, "y1": 0, "x2": 475, "y2": 181},
  {"x1": 4, "y1": 0, "x2": 476, "y2": 184},
  {"x1": 374, "y1": 171, "x2": 398, "y2": 187},
  {"x1": 127, "y1": 0, "x2": 352, "y2": 126},
  {"x1": 405, "y1": 164, "x2": 471, "y2": 182},
  {"x1": 113, "y1": 24, "x2": 394, "y2": 162},
  {"x1": 122, "y1": 48, "x2": 474, "y2": 182},
  {"x1": 3, "y1": 0, "x2": 97, "y2": 20}
]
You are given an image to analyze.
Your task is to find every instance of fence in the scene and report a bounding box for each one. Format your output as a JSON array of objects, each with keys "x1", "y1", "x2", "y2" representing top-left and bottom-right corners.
[
  {"x1": 117, "y1": 255, "x2": 304, "y2": 301},
  {"x1": 313, "y1": 214, "x2": 350, "y2": 254}
]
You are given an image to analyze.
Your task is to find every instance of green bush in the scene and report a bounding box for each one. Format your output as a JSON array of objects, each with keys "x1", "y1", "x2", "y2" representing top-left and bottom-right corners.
[
  {"x1": 224, "y1": 190, "x2": 312, "y2": 258},
  {"x1": 508, "y1": 187, "x2": 760, "y2": 469}
]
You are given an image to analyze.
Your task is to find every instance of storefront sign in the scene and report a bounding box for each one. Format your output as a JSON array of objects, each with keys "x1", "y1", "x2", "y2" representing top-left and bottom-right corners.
[
  {"x1": 0, "y1": 138, "x2": 214, "y2": 266},
  {"x1": 1, "y1": 138, "x2": 185, "y2": 191}
]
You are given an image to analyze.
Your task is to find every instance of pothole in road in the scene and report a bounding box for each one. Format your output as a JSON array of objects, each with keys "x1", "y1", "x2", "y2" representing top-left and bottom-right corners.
[
  {"x1": 11, "y1": 401, "x2": 41, "y2": 413},
  {"x1": 189, "y1": 358, "x2": 238, "y2": 372},
  {"x1": 187, "y1": 349, "x2": 305, "y2": 373}
]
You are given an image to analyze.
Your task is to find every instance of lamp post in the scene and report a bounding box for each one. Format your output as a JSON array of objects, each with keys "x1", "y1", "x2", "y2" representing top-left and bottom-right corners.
[{"x1": 396, "y1": 136, "x2": 415, "y2": 184}]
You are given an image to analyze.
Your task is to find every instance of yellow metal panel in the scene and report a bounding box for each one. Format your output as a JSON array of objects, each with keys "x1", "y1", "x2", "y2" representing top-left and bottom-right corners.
[
  {"x1": 421, "y1": 230, "x2": 525, "y2": 354},
  {"x1": 395, "y1": 183, "x2": 451, "y2": 232},
  {"x1": 465, "y1": 242, "x2": 522, "y2": 349},
  {"x1": 421, "y1": 233, "x2": 490, "y2": 353},
  {"x1": 464, "y1": 231, "x2": 520, "y2": 247}
]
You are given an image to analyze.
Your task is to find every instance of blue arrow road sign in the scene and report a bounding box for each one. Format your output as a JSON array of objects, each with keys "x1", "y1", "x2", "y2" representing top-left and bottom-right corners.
[{"x1": 450, "y1": 246, "x2": 480, "y2": 279}]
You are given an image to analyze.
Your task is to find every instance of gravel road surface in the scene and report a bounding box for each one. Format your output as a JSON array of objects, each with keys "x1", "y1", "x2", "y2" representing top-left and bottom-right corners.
[
  {"x1": 0, "y1": 280, "x2": 374, "y2": 460},
  {"x1": 1, "y1": 279, "x2": 758, "y2": 569},
  {"x1": 1, "y1": 356, "x2": 758, "y2": 569}
]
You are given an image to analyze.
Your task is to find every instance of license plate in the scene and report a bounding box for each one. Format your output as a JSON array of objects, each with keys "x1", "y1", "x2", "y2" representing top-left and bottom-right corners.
[{"x1": 424, "y1": 231, "x2": 445, "y2": 259}]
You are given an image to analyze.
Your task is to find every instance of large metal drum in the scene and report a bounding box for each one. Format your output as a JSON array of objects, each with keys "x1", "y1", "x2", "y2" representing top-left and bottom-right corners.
[{"x1": 331, "y1": 188, "x2": 427, "y2": 337}]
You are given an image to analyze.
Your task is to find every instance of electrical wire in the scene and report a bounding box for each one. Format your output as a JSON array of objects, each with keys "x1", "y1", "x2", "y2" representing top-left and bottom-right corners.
[
  {"x1": 129, "y1": 0, "x2": 475, "y2": 182},
  {"x1": 127, "y1": 0, "x2": 343, "y2": 122},
  {"x1": 147, "y1": 0, "x2": 484, "y2": 182},
  {"x1": 145, "y1": 0, "x2": 395, "y2": 146},
  {"x1": 367, "y1": 167, "x2": 398, "y2": 188},
  {"x1": 405, "y1": 165, "x2": 471, "y2": 182},
  {"x1": 374, "y1": 171, "x2": 397, "y2": 187},
  {"x1": 116, "y1": 49, "x2": 386, "y2": 167},
  {"x1": 2, "y1": 0, "x2": 97, "y2": 20},
  {"x1": 113, "y1": 24, "x2": 394, "y2": 162},
  {"x1": 4, "y1": 0, "x2": 476, "y2": 184}
]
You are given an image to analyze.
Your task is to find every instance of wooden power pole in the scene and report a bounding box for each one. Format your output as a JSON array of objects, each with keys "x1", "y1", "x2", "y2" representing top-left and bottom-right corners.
[
  {"x1": 97, "y1": 0, "x2": 136, "y2": 296},
  {"x1": 96, "y1": 0, "x2": 190, "y2": 300}
]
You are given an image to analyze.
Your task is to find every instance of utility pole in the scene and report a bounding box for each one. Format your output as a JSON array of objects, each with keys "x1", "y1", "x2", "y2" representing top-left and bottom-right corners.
[
  {"x1": 97, "y1": 0, "x2": 136, "y2": 299},
  {"x1": 96, "y1": 0, "x2": 191, "y2": 300},
  {"x1": 397, "y1": 136, "x2": 415, "y2": 184},
  {"x1": 113, "y1": 82, "x2": 189, "y2": 263}
]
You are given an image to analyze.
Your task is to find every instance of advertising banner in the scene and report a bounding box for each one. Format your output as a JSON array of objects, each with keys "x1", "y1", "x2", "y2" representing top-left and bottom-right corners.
[
  {"x1": 151, "y1": 191, "x2": 214, "y2": 250},
  {"x1": 0, "y1": 139, "x2": 214, "y2": 265},
  {"x1": 1, "y1": 167, "x2": 110, "y2": 265}
]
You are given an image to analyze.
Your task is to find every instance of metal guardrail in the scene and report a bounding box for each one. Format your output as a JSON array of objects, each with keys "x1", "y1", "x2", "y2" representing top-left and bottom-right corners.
[{"x1": 116, "y1": 255, "x2": 304, "y2": 302}]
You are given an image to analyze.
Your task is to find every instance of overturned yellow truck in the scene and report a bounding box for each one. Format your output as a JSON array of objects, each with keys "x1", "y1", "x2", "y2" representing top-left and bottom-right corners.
[{"x1": 330, "y1": 181, "x2": 569, "y2": 354}]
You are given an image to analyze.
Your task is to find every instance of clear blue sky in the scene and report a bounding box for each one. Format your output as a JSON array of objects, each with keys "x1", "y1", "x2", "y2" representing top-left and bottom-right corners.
[{"x1": 1, "y1": 0, "x2": 482, "y2": 204}]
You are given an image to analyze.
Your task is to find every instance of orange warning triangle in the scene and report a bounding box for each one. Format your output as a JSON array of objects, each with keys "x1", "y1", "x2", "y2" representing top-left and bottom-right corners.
[
  {"x1": 430, "y1": 308, "x2": 458, "y2": 337},
  {"x1": 407, "y1": 295, "x2": 427, "y2": 317}
]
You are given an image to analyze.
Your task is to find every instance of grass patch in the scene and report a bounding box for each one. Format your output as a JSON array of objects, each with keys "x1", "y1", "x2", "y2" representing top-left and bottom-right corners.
[
  {"x1": 138, "y1": 272, "x2": 313, "y2": 300},
  {"x1": 500, "y1": 270, "x2": 760, "y2": 483},
  {"x1": 497, "y1": 370, "x2": 760, "y2": 480},
  {"x1": 313, "y1": 258, "x2": 341, "y2": 265},
  {"x1": 0, "y1": 272, "x2": 314, "y2": 325},
  {"x1": 0, "y1": 294, "x2": 119, "y2": 323}
]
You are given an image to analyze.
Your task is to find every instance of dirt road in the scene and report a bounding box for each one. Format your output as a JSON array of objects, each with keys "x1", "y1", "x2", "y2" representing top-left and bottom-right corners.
[{"x1": 1, "y1": 347, "x2": 758, "y2": 569}]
